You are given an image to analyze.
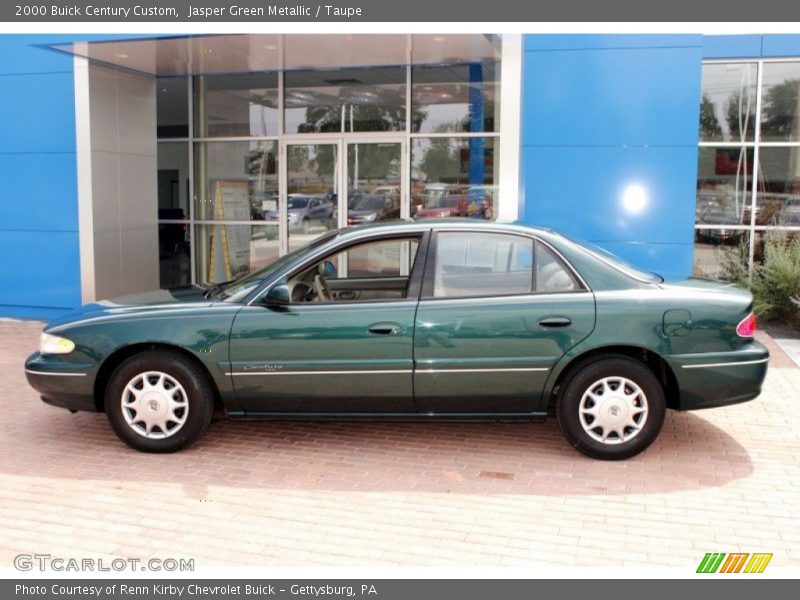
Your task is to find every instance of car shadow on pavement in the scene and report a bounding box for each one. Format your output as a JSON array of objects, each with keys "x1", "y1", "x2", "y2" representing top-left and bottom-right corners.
[{"x1": 3, "y1": 404, "x2": 753, "y2": 498}]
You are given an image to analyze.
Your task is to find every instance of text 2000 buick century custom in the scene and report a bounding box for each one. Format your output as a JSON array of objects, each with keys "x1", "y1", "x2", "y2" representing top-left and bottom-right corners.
[{"x1": 25, "y1": 221, "x2": 769, "y2": 460}]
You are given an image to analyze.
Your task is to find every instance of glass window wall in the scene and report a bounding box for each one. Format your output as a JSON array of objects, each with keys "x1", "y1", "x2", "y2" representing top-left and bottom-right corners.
[{"x1": 696, "y1": 60, "x2": 800, "y2": 277}]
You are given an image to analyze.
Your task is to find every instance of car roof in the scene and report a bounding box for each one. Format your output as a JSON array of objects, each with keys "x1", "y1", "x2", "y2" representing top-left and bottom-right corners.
[{"x1": 336, "y1": 219, "x2": 554, "y2": 239}]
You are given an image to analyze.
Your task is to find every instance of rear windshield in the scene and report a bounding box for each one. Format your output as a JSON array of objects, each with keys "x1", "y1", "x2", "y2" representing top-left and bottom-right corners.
[{"x1": 560, "y1": 233, "x2": 663, "y2": 283}]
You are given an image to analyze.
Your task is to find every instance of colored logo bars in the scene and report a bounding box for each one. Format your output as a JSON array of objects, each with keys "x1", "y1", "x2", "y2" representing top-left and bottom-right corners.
[{"x1": 696, "y1": 552, "x2": 773, "y2": 574}]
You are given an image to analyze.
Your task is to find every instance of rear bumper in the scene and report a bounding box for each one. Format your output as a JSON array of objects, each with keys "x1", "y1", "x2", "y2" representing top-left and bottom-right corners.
[
  {"x1": 666, "y1": 342, "x2": 770, "y2": 410},
  {"x1": 24, "y1": 352, "x2": 98, "y2": 412}
]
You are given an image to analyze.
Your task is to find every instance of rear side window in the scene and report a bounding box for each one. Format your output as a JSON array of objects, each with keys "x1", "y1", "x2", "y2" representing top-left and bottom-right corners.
[
  {"x1": 430, "y1": 232, "x2": 581, "y2": 298},
  {"x1": 535, "y1": 240, "x2": 580, "y2": 293},
  {"x1": 433, "y1": 232, "x2": 534, "y2": 298}
]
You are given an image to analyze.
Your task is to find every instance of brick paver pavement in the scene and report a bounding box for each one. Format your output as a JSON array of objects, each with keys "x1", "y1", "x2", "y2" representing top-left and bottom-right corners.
[{"x1": 1, "y1": 319, "x2": 798, "y2": 568}]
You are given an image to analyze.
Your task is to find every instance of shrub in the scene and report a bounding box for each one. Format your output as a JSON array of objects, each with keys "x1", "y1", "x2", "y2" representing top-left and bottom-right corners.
[
  {"x1": 750, "y1": 233, "x2": 800, "y2": 326},
  {"x1": 712, "y1": 232, "x2": 800, "y2": 328},
  {"x1": 716, "y1": 236, "x2": 750, "y2": 287}
]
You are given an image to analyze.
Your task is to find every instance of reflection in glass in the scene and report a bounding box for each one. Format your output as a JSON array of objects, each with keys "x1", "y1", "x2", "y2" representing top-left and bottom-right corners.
[
  {"x1": 347, "y1": 143, "x2": 402, "y2": 225},
  {"x1": 411, "y1": 137, "x2": 497, "y2": 220},
  {"x1": 324, "y1": 239, "x2": 419, "y2": 280},
  {"x1": 157, "y1": 77, "x2": 188, "y2": 138},
  {"x1": 760, "y1": 62, "x2": 800, "y2": 142},
  {"x1": 752, "y1": 230, "x2": 799, "y2": 267},
  {"x1": 194, "y1": 73, "x2": 278, "y2": 137},
  {"x1": 157, "y1": 142, "x2": 190, "y2": 215},
  {"x1": 412, "y1": 63, "x2": 499, "y2": 133},
  {"x1": 284, "y1": 67, "x2": 406, "y2": 134},
  {"x1": 287, "y1": 144, "x2": 339, "y2": 250},
  {"x1": 158, "y1": 223, "x2": 190, "y2": 288},
  {"x1": 695, "y1": 147, "x2": 754, "y2": 226},
  {"x1": 698, "y1": 63, "x2": 757, "y2": 143},
  {"x1": 194, "y1": 141, "x2": 278, "y2": 221},
  {"x1": 755, "y1": 147, "x2": 800, "y2": 226},
  {"x1": 693, "y1": 229, "x2": 749, "y2": 280},
  {"x1": 196, "y1": 224, "x2": 279, "y2": 285}
]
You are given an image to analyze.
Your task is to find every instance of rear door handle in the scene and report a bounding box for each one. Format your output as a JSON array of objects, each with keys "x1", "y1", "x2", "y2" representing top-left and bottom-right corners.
[
  {"x1": 538, "y1": 316, "x2": 572, "y2": 328},
  {"x1": 368, "y1": 322, "x2": 402, "y2": 335}
]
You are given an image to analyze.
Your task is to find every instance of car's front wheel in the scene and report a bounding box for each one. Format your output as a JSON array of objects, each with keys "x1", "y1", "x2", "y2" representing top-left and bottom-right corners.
[
  {"x1": 556, "y1": 356, "x2": 665, "y2": 460},
  {"x1": 105, "y1": 350, "x2": 214, "y2": 452}
]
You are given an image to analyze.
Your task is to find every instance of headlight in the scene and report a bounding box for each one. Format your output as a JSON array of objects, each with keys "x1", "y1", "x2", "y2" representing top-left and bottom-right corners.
[
  {"x1": 39, "y1": 332, "x2": 75, "y2": 355},
  {"x1": 363, "y1": 213, "x2": 377, "y2": 222}
]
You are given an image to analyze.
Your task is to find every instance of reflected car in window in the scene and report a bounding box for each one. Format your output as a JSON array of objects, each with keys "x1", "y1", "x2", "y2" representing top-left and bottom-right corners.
[
  {"x1": 413, "y1": 185, "x2": 465, "y2": 219},
  {"x1": 25, "y1": 221, "x2": 768, "y2": 460},
  {"x1": 347, "y1": 194, "x2": 401, "y2": 225},
  {"x1": 772, "y1": 196, "x2": 800, "y2": 226},
  {"x1": 264, "y1": 194, "x2": 336, "y2": 234}
]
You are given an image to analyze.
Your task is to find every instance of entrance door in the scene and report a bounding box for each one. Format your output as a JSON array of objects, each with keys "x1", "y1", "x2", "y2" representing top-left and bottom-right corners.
[
  {"x1": 281, "y1": 137, "x2": 407, "y2": 255},
  {"x1": 283, "y1": 141, "x2": 341, "y2": 254},
  {"x1": 343, "y1": 140, "x2": 405, "y2": 227}
]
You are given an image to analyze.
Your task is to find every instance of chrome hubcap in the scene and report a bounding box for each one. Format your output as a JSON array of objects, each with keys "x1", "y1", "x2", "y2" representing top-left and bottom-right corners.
[
  {"x1": 578, "y1": 376, "x2": 648, "y2": 445},
  {"x1": 121, "y1": 371, "x2": 188, "y2": 439}
]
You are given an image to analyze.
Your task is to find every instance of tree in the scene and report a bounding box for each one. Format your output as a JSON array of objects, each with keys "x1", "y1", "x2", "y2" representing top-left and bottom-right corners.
[
  {"x1": 723, "y1": 88, "x2": 756, "y2": 141},
  {"x1": 699, "y1": 93, "x2": 722, "y2": 139},
  {"x1": 760, "y1": 78, "x2": 800, "y2": 140}
]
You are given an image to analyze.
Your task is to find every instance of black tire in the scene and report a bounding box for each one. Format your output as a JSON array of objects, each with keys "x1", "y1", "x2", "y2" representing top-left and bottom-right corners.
[
  {"x1": 105, "y1": 350, "x2": 214, "y2": 453},
  {"x1": 556, "y1": 355, "x2": 665, "y2": 460}
]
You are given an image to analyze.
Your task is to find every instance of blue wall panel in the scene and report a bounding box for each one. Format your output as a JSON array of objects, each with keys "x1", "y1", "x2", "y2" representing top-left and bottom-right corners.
[
  {"x1": 0, "y1": 35, "x2": 84, "y2": 319},
  {"x1": 703, "y1": 34, "x2": 800, "y2": 59},
  {"x1": 521, "y1": 146, "x2": 697, "y2": 246},
  {"x1": 762, "y1": 35, "x2": 800, "y2": 58},
  {"x1": 525, "y1": 34, "x2": 701, "y2": 52},
  {"x1": 0, "y1": 230, "x2": 80, "y2": 312},
  {"x1": 520, "y1": 35, "x2": 703, "y2": 281},
  {"x1": 0, "y1": 73, "x2": 76, "y2": 153},
  {"x1": 0, "y1": 153, "x2": 79, "y2": 231},
  {"x1": 702, "y1": 35, "x2": 763, "y2": 59},
  {"x1": 522, "y1": 47, "x2": 702, "y2": 147},
  {"x1": 0, "y1": 35, "x2": 76, "y2": 75}
]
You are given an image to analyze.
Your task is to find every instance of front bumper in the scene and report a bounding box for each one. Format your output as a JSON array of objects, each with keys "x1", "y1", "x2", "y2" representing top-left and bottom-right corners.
[
  {"x1": 24, "y1": 352, "x2": 98, "y2": 412},
  {"x1": 667, "y1": 341, "x2": 770, "y2": 410}
]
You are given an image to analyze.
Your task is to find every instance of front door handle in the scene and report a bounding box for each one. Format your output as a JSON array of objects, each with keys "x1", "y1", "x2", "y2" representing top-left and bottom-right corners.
[
  {"x1": 538, "y1": 316, "x2": 572, "y2": 328},
  {"x1": 368, "y1": 322, "x2": 402, "y2": 335}
]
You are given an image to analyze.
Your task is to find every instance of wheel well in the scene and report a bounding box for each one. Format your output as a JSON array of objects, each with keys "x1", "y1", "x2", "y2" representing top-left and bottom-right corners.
[
  {"x1": 93, "y1": 343, "x2": 224, "y2": 413},
  {"x1": 549, "y1": 345, "x2": 680, "y2": 411}
]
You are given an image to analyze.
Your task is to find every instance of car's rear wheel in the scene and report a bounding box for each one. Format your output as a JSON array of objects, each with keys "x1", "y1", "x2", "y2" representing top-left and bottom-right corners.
[
  {"x1": 105, "y1": 351, "x2": 214, "y2": 453},
  {"x1": 556, "y1": 356, "x2": 665, "y2": 460}
]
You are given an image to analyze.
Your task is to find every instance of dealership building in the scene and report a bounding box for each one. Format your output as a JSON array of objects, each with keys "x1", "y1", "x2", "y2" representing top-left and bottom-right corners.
[{"x1": 1, "y1": 33, "x2": 800, "y2": 319}]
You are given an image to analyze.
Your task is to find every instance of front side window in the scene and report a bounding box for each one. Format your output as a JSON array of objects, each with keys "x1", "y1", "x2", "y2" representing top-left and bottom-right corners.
[{"x1": 287, "y1": 237, "x2": 420, "y2": 303}]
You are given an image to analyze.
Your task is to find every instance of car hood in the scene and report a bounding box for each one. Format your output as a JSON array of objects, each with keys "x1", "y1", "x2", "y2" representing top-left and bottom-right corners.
[{"x1": 45, "y1": 286, "x2": 217, "y2": 330}]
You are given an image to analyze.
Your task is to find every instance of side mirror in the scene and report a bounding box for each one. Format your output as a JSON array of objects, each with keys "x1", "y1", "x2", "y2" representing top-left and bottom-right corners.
[{"x1": 263, "y1": 283, "x2": 290, "y2": 306}]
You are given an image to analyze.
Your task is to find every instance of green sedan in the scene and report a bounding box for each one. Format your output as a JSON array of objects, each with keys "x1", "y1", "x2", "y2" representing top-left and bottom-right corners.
[{"x1": 24, "y1": 221, "x2": 769, "y2": 460}]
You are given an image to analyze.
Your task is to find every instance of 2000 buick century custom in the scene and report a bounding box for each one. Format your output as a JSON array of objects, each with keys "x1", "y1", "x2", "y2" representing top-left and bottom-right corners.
[{"x1": 25, "y1": 221, "x2": 769, "y2": 459}]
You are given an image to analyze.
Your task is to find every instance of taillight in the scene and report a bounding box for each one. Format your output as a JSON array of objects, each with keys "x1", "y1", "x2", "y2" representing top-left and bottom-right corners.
[{"x1": 736, "y1": 311, "x2": 757, "y2": 338}]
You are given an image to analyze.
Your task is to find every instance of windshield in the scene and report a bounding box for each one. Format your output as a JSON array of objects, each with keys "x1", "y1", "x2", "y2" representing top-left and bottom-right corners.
[
  {"x1": 288, "y1": 197, "x2": 310, "y2": 209},
  {"x1": 211, "y1": 231, "x2": 338, "y2": 302},
  {"x1": 561, "y1": 233, "x2": 663, "y2": 283},
  {"x1": 353, "y1": 196, "x2": 385, "y2": 210}
]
